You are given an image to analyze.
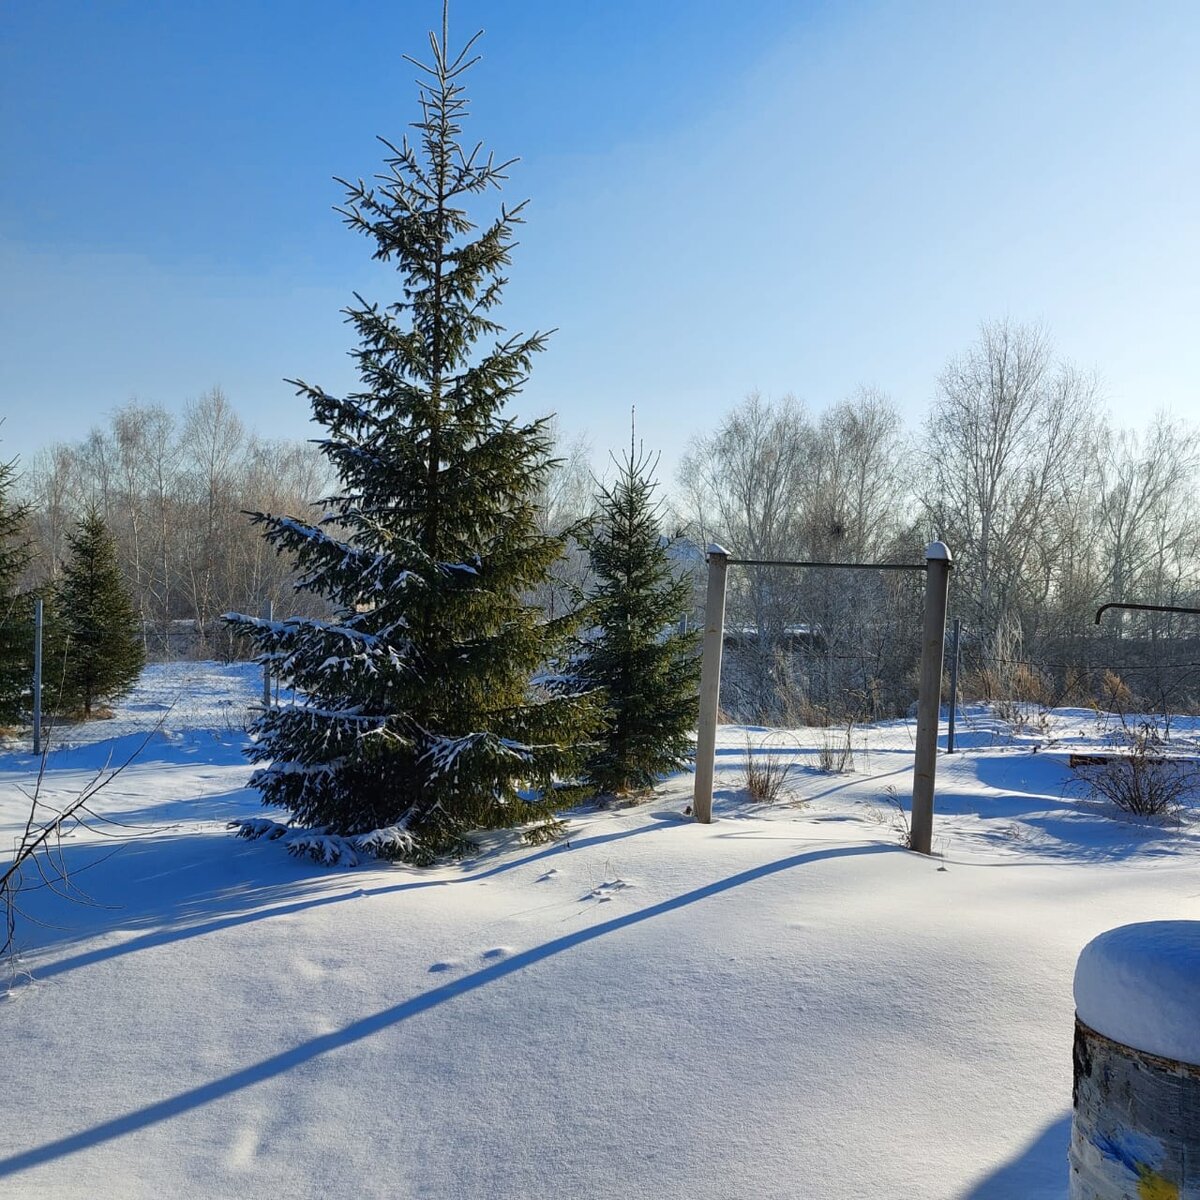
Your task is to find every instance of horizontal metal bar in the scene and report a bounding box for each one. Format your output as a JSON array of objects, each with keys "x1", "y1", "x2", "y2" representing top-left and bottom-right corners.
[
  {"x1": 725, "y1": 557, "x2": 927, "y2": 573},
  {"x1": 1095, "y1": 601, "x2": 1200, "y2": 625}
]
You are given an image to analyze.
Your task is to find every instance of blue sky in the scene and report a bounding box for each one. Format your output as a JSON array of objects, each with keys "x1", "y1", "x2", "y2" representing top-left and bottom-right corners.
[{"x1": 2, "y1": 0, "x2": 1197, "y2": 477}]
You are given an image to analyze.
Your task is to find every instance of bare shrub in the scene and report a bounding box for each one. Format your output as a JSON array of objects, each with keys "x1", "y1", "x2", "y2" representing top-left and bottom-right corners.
[
  {"x1": 1098, "y1": 670, "x2": 1133, "y2": 713},
  {"x1": 1011, "y1": 662, "x2": 1052, "y2": 705},
  {"x1": 2, "y1": 734, "x2": 155, "y2": 960},
  {"x1": 742, "y1": 734, "x2": 797, "y2": 803},
  {"x1": 780, "y1": 692, "x2": 832, "y2": 730},
  {"x1": 1062, "y1": 666, "x2": 1091, "y2": 705},
  {"x1": 860, "y1": 784, "x2": 913, "y2": 847},
  {"x1": 817, "y1": 721, "x2": 856, "y2": 773},
  {"x1": 1072, "y1": 717, "x2": 1199, "y2": 817}
]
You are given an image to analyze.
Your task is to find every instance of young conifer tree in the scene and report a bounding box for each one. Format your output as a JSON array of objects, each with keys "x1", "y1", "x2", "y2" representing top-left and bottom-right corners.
[
  {"x1": 225, "y1": 7, "x2": 596, "y2": 865},
  {"x1": 0, "y1": 454, "x2": 32, "y2": 724},
  {"x1": 578, "y1": 445, "x2": 701, "y2": 796},
  {"x1": 55, "y1": 508, "x2": 145, "y2": 718}
]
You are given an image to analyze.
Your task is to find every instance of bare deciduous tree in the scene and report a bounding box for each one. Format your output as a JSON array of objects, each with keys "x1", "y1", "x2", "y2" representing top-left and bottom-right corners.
[
  {"x1": 925, "y1": 319, "x2": 1098, "y2": 641},
  {"x1": 21, "y1": 392, "x2": 333, "y2": 659},
  {"x1": 678, "y1": 390, "x2": 919, "y2": 721}
]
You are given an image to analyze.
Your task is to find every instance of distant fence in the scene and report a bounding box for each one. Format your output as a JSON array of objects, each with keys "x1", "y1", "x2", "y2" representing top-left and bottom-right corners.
[{"x1": 139, "y1": 617, "x2": 255, "y2": 663}]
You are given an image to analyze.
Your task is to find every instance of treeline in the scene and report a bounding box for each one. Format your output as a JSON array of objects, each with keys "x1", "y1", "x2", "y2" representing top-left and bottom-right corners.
[
  {"x1": 19, "y1": 388, "x2": 334, "y2": 658},
  {"x1": 677, "y1": 319, "x2": 1200, "y2": 721},
  {"x1": 8, "y1": 318, "x2": 1200, "y2": 720}
]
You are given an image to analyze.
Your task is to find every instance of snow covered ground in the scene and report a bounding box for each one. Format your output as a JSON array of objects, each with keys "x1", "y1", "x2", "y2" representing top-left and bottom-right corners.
[{"x1": 2, "y1": 665, "x2": 1198, "y2": 1198}]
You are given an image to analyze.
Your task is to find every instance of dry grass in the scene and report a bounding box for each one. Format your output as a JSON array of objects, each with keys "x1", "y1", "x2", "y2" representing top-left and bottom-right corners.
[
  {"x1": 817, "y1": 722, "x2": 856, "y2": 774},
  {"x1": 742, "y1": 734, "x2": 798, "y2": 804}
]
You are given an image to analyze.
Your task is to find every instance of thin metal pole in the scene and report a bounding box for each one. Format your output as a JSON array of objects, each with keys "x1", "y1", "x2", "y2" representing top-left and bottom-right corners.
[
  {"x1": 261, "y1": 598, "x2": 273, "y2": 708},
  {"x1": 32, "y1": 597, "x2": 43, "y2": 757},
  {"x1": 911, "y1": 542, "x2": 953, "y2": 855},
  {"x1": 693, "y1": 545, "x2": 729, "y2": 824},
  {"x1": 947, "y1": 616, "x2": 961, "y2": 754}
]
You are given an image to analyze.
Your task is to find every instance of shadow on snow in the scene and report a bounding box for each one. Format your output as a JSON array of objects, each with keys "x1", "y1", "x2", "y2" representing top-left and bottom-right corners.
[
  {"x1": 0, "y1": 841, "x2": 890, "y2": 1177},
  {"x1": 6, "y1": 809, "x2": 686, "y2": 974},
  {"x1": 957, "y1": 1114, "x2": 1070, "y2": 1199}
]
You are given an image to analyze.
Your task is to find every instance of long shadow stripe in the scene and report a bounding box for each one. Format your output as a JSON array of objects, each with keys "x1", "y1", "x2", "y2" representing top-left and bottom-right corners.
[
  {"x1": 28, "y1": 819, "x2": 677, "y2": 983},
  {"x1": 0, "y1": 841, "x2": 889, "y2": 1176}
]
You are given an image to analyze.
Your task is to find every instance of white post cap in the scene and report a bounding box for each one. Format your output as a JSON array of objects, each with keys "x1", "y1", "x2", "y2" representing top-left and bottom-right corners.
[{"x1": 707, "y1": 543, "x2": 730, "y2": 559}]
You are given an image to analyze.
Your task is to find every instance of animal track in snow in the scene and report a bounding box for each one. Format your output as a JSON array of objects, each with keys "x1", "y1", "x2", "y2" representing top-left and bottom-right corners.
[{"x1": 582, "y1": 878, "x2": 634, "y2": 903}]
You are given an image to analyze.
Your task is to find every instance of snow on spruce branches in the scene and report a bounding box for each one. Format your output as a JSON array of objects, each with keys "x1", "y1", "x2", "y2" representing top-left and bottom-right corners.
[{"x1": 225, "y1": 7, "x2": 597, "y2": 865}]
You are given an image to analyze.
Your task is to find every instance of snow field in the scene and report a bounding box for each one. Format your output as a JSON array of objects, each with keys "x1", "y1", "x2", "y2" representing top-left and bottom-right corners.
[{"x1": 1, "y1": 665, "x2": 1198, "y2": 1198}]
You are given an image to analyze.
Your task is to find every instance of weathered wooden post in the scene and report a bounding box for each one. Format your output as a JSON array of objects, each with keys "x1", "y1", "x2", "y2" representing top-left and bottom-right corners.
[
  {"x1": 692, "y1": 544, "x2": 729, "y2": 825},
  {"x1": 910, "y1": 541, "x2": 952, "y2": 854},
  {"x1": 1070, "y1": 921, "x2": 1200, "y2": 1197},
  {"x1": 261, "y1": 598, "x2": 274, "y2": 708},
  {"x1": 32, "y1": 596, "x2": 43, "y2": 756},
  {"x1": 947, "y1": 616, "x2": 961, "y2": 754}
]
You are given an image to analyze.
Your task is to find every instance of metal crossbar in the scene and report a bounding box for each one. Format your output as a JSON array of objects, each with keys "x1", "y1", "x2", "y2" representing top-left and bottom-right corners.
[{"x1": 724, "y1": 557, "x2": 927, "y2": 572}]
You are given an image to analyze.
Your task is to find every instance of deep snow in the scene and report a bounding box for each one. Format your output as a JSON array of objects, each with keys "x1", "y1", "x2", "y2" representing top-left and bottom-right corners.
[{"x1": 2, "y1": 665, "x2": 1198, "y2": 1198}]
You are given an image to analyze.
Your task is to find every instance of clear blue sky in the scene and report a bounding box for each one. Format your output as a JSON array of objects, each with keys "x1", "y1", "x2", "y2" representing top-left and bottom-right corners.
[{"x1": 2, "y1": 0, "x2": 1197, "y2": 478}]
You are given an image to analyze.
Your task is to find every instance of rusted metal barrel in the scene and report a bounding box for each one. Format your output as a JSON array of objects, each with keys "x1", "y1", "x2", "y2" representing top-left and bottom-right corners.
[{"x1": 1070, "y1": 922, "x2": 1200, "y2": 1199}]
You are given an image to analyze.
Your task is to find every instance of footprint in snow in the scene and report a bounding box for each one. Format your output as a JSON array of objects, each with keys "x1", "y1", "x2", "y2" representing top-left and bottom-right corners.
[
  {"x1": 480, "y1": 947, "x2": 512, "y2": 961},
  {"x1": 428, "y1": 960, "x2": 462, "y2": 973},
  {"x1": 582, "y1": 879, "x2": 633, "y2": 903},
  {"x1": 227, "y1": 1125, "x2": 261, "y2": 1170},
  {"x1": 535, "y1": 868, "x2": 559, "y2": 882}
]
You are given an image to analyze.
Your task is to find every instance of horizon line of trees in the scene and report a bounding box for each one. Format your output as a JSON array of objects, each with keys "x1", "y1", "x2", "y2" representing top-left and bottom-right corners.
[
  {"x1": 16, "y1": 387, "x2": 335, "y2": 659},
  {"x1": 6, "y1": 316, "x2": 1200, "y2": 719},
  {"x1": 675, "y1": 319, "x2": 1200, "y2": 721}
]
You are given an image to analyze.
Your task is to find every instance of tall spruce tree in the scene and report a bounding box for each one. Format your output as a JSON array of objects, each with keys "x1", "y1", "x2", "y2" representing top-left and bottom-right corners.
[
  {"x1": 54, "y1": 508, "x2": 145, "y2": 718},
  {"x1": 578, "y1": 446, "x2": 701, "y2": 796},
  {"x1": 225, "y1": 7, "x2": 596, "y2": 865},
  {"x1": 0, "y1": 453, "x2": 32, "y2": 724}
]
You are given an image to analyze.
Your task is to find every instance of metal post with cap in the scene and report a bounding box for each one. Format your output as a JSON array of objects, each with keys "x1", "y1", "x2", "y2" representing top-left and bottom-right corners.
[
  {"x1": 692, "y1": 544, "x2": 729, "y2": 824},
  {"x1": 910, "y1": 541, "x2": 953, "y2": 854}
]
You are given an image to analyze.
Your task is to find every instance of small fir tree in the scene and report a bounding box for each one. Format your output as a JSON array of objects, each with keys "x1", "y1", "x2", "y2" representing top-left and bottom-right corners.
[
  {"x1": 224, "y1": 7, "x2": 596, "y2": 865},
  {"x1": 55, "y1": 509, "x2": 145, "y2": 718},
  {"x1": 578, "y1": 447, "x2": 701, "y2": 796},
  {"x1": 0, "y1": 453, "x2": 32, "y2": 725}
]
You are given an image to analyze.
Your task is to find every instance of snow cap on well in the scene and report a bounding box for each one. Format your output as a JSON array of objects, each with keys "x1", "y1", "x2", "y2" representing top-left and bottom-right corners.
[
  {"x1": 706, "y1": 543, "x2": 730, "y2": 559},
  {"x1": 1074, "y1": 921, "x2": 1200, "y2": 1065},
  {"x1": 924, "y1": 541, "x2": 952, "y2": 562}
]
